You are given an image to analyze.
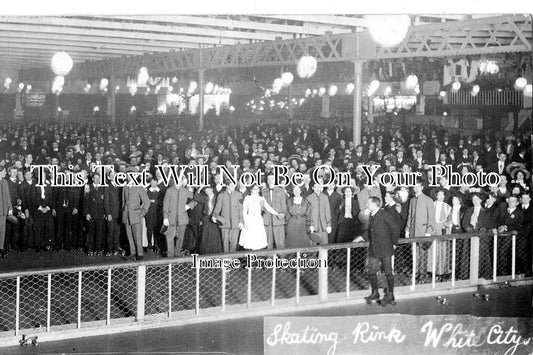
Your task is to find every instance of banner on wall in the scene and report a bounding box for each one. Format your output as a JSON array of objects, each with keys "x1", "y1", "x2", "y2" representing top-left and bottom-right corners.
[
  {"x1": 264, "y1": 315, "x2": 533, "y2": 355},
  {"x1": 22, "y1": 91, "x2": 47, "y2": 108}
]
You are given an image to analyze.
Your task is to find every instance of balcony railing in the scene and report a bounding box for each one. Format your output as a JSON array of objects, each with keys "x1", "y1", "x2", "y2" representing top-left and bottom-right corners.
[
  {"x1": 0, "y1": 231, "x2": 530, "y2": 347},
  {"x1": 448, "y1": 89, "x2": 524, "y2": 107}
]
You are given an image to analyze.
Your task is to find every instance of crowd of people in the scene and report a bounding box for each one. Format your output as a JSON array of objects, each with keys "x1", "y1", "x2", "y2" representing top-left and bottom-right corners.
[{"x1": 0, "y1": 117, "x2": 531, "y2": 298}]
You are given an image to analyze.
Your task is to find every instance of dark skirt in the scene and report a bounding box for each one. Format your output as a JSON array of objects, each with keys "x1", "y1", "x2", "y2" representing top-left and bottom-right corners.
[{"x1": 198, "y1": 215, "x2": 223, "y2": 254}]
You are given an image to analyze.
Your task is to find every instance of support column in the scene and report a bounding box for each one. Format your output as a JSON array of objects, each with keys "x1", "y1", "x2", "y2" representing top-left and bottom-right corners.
[
  {"x1": 107, "y1": 74, "x2": 116, "y2": 124},
  {"x1": 353, "y1": 60, "x2": 363, "y2": 146},
  {"x1": 198, "y1": 69, "x2": 205, "y2": 131}
]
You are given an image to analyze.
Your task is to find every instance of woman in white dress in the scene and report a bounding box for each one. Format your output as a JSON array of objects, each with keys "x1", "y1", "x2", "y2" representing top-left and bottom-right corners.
[{"x1": 239, "y1": 184, "x2": 282, "y2": 250}]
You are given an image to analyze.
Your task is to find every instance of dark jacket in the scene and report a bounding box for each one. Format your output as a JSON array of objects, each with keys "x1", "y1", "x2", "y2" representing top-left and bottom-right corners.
[
  {"x1": 104, "y1": 185, "x2": 121, "y2": 220},
  {"x1": 366, "y1": 209, "x2": 401, "y2": 259}
]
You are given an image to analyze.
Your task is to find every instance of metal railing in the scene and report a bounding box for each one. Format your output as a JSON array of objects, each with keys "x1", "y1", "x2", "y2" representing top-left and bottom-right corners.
[{"x1": 0, "y1": 231, "x2": 530, "y2": 344}]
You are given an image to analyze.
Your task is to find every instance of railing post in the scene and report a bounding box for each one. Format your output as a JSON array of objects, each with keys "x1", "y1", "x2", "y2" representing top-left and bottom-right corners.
[
  {"x1": 345, "y1": 248, "x2": 351, "y2": 298},
  {"x1": 411, "y1": 242, "x2": 417, "y2": 291},
  {"x1": 469, "y1": 236, "x2": 480, "y2": 285},
  {"x1": 15, "y1": 276, "x2": 20, "y2": 336},
  {"x1": 168, "y1": 264, "x2": 172, "y2": 318},
  {"x1": 47, "y1": 274, "x2": 51, "y2": 332},
  {"x1": 493, "y1": 233, "x2": 498, "y2": 282},
  {"x1": 318, "y1": 248, "x2": 328, "y2": 301},
  {"x1": 107, "y1": 269, "x2": 111, "y2": 325},
  {"x1": 511, "y1": 234, "x2": 516, "y2": 280},
  {"x1": 195, "y1": 262, "x2": 200, "y2": 315},
  {"x1": 136, "y1": 265, "x2": 146, "y2": 322},
  {"x1": 271, "y1": 254, "x2": 276, "y2": 306},
  {"x1": 247, "y1": 266, "x2": 252, "y2": 308},
  {"x1": 221, "y1": 265, "x2": 226, "y2": 311},
  {"x1": 431, "y1": 240, "x2": 436, "y2": 289},
  {"x1": 77, "y1": 271, "x2": 82, "y2": 329},
  {"x1": 451, "y1": 238, "x2": 456, "y2": 288},
  {"x1": 295, "y1": 251, "x2": 300, "y2": 304}
]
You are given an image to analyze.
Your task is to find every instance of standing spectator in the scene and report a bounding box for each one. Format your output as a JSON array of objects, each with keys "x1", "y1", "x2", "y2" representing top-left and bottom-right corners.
[
  {"x1": 162, "y1": 177, "x2": 195, "y2": 258},
  {"x1": 285, "y1": 185, "x2": 311, "y2": 248},
  {"x1": 324, "y1": 183, "x2": 342, "y2": 244},
  {"x1": 306, "y1": 182, "x2": 332, "y2": 245},
  {"x1": 84, "y1": 173, "x2": 106, "y2": 256},
  {"x1": 240, "y1": 184, "x2": 281, "y2": 251},
  {"x1": 52, "y1": 174, "x2": 79, "y2": 251},
  {"x1": 336, "y1": 186, "x2": 361, "y2": 243},
  {"x1": 31, "y1": 172, "x2": 54, "y2": 252},
  {"x1": 5, "y1": 166, "x2": 19, "y2": 252},
  {"x1": 428, "y1": 187, "x2": 452, "y2": 280},
  {"x1": 0, "y1": 166, "x2": 13, "y2": 258},
  {"x1": 198, "y1": 185, "x2": 222, "y2": 254},
  {"x1": 123, "y1": 168, "x2": 151, "y2": 260},
  {"x1": 213, "y1": 181, "x2": 243, "y2": 253},
  {"x1": 263, "y1": 174, "x2": 287, "y2": 249},
  {"x1": 405, "y1": 178, "x2": 435, "y2": 282},
  {"x1": 364, "y1": 196, "x2": 401, "y2": 307},
  {"x1": 497, "y1": 195, "x2": 524, "y2": 275},
  {"x1": 18, "y1": 170, "x2": 34, "y2": 251},
  {"x1": 145, "y1": 178, "x2": 160, "y2": 254},
  {"x1": 104, "y1": 170, "x2": 122, "y2": 256}
]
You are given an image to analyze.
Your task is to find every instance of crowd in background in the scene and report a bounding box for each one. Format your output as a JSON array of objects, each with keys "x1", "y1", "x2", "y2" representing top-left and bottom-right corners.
[{"x1": 0, "y1": 117, "x2": 531, "y2": 279}]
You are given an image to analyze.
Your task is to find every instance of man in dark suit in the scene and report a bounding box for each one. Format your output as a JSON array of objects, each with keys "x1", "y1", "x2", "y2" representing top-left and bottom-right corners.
[
  {"x1": 364, "y1": 196, "x2": 401, "y2": 307},
  {"x1": 162, "y1": 176, "x2": 196, "y2": 257},
  {"x1": 84, "y1": 173, "x2": 106, "y2": 255},
  {"x1": 30, "y1": 173, "x2": 54, "y2": 252},
  {"x1": 123, "y1": 168, "x2": 151, "y2": 260},
  {"x1": 5, "y1": 166, "x2": 19, "y2": 251},
  {"x1": 263, "y1": 174, "x2": 287, "y2": 249},
  {"x1": 306, "y1": 182, "x2": 332, "y2": 245},
  {"x1": 519, "y1": 192, "x2": 531, "y2": 276},
  {"x1": 497, "y1": 194, "x2": 524, "y2": 276},
  {"x1": 0, "y1": 166, "x2": 13, "y2": 258},
  {"x1": 213, "y1": 181, "x2": 243, "y2": 252},
  {"x1": 18, "y1": 170, "x2": 35, "y2": 251},
  {"x1": 487, "y1": 152, "x2": 508, "y2": 177},
  {"x1": 104, "y1": 170, "x2": 122, "y2": 255},
  {"x1": 325, "y1": 183, "x2": 342, "y2": 244},
  {"x1": 52, "y1": 176, "x2": 80, "y2": 251}
]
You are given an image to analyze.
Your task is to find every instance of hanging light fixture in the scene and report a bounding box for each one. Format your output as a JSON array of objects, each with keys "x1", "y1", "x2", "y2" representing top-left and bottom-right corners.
[
  {"x1": 17, "y1": 83, "x2": 24, "y2": 92},
  {"x1": 368, "y1": 80, "x2": 380, "y2": 96},
  {"x1": 281, "y1": 72, "x2": 294, "y2": 86},
  {"x1": 328, "y1": 85, "x2": 338, "y2": 96},
  {"x1": 405, "y1": 74, "x2": 418, "y2": 90},
  {"x1": 305, "y1": 88, "x2": 312, "y2": 97},
  {"x1": 514, "y1": 77, "x2": 527, "y2": 91},
  {"x1": 205, "y1": 82, "x2": 214, "y2": 94},
  {"x1": 452, "y1": 81, "x2": 461, "y2": 91},
  {"x1": 137, "y1": 67, "x2": 149, "y2": 86},
  {"x1": 51, "y1": 51, "x2": 73, "y2": 76},
  {"x1": 99, "y1": 78, "x2": 109, "y2": 91},
  {"x1": 272, "y1": 78, "x2": 283, "y2": 93},
  {"x1": 318, "y1": 87, "x2": 326, "y2": 96},
  {"x1": 4, "y1": 77, "x2": 12, "y2": 90},
  {"x1": 297, "y1": 55, "x2": 318, "y2": 79},
  {"x1": 366, "y1": 15, "x2": 411, "y2": 47},
  {"x1": 345, "y1": 83, "x2": 355, "y2": 94}
]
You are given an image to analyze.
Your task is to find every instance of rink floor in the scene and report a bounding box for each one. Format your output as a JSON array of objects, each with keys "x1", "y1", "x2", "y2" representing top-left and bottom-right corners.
[{"x1": 3, "y1": 284, "x2": 532, "y2": 355}]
